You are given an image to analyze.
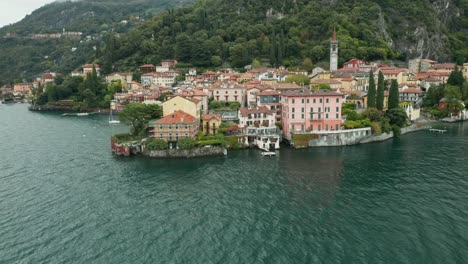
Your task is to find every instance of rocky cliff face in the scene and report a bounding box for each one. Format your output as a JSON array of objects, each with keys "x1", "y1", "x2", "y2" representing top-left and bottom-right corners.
[{"x1": 380, "y1": 0, "x2": 462, "y2": 61}]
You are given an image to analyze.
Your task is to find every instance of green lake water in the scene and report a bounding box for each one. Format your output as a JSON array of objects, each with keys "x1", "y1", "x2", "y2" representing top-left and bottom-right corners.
[{"x1": 1, "y1": 104, "x2": 467, "y2": 263}]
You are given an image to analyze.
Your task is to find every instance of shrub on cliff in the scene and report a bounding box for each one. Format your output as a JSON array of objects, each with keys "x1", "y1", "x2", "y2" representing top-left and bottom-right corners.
[
  {"x1": 178, "y1": 138, "x2": 196, "y2": 150},
  {"x1": 147, "y1": 139, "x2": 168, "y2": 150}
]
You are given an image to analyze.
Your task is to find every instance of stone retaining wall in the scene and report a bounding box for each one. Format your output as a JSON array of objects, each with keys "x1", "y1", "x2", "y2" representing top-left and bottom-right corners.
[{"x1": 146, "y1": 146, "x2": 226, "y2": 159}]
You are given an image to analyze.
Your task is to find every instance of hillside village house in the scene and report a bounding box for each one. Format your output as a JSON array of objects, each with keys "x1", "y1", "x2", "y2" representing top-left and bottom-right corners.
[
  {"x1": 163, "y1": 96, "x2": 200, "y2": 118},
  {"x1": 400, "y1": 88, "x2": 424, "y2": 105},
  {"x1": 161, "y1": 60, "x2": 178, "y2": 68},
  {"x1": 149, "y1": 110, "x2": 199, "y2": 143},
  {"x1": 140, "y1": 64, "x2": 155, "y2": 73},
  {"x1": 256, "y1": 90, "x2": 282, "y2": 122},
  {"x1": 281, "y1": 89, "x2": 344, "y2": 140},
  {"x1": 343, "y1": 58, "x2": 367, "y2": 69},
  {"x1": 141, "y1": 72, "x2": 179, "y2": 87},
  {"x1": 212, "y1": 82, "x2": 246, "y2": 105},
  {"x1": 464, "y1": 63, "x2": 468, "y2": 79},
  {"x1": 378, "y1": 67, "x2": 407, "y2": 84},
  {"x1": 173, "y1": 89, "x2": 209, "y2": 114},
  {"x1": 40, "y1": 73, "x2": 55, "y2": 85},
  {"x1": 82, "y1": 64, "x2": 100, "y2": 77},
  {"x1": 201, "y1": 114, "x2": 222, "y2": 136},
  {"x1": 428, "y1": 63, "x2": 457, "y2": 73},
  {"x1": 106, "y1": 72, "x2": 133, "y2": 90}
]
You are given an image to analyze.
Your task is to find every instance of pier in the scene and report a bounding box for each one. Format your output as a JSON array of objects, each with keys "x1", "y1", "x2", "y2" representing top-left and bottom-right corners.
[{"x1": 429, "y1": 128, "x2": 447, "y2": 133}]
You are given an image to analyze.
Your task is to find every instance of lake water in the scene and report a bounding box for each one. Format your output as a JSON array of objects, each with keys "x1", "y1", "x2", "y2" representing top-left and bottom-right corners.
[{"x1": 1, "y1": 104, "x2": 467, "y2": 263}]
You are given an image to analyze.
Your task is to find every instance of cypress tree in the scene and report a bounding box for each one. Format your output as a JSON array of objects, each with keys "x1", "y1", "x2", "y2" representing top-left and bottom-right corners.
[
  {"x1": 388, "y1": 79, "x2": 400, "y2": 110},
  {"x1": 376, "y1": 71, "x2": 385, "y2": 110},
  {"x1": 367, "y1": 72, "x2": 376, "y2": 108}
]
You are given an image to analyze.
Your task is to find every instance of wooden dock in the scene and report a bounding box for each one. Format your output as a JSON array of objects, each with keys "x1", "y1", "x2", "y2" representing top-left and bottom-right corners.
[{"x1": 429, "y1": 128, "x2": 447, "y2": 133}]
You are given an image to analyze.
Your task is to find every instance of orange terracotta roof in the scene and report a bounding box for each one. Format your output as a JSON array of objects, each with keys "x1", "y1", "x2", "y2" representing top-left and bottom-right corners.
[
  {"x1": 258, "y1": 90, "x2": 281, "y2": 96},
  {"x1": 83, "y1": 64, "x2": 100, "y2": 68},
  {"x1": 402, "y1": 88, "x2": 423, "y2": 94},
  {"x1": 239, "y1": 106, "x2": 275, "y2": 117},
  {"x1": 155, "y1": 110, "x2": 196, "y2": 124},
  {"x1": 202, "y1": 114, "x2": 222, "y2": 121}
]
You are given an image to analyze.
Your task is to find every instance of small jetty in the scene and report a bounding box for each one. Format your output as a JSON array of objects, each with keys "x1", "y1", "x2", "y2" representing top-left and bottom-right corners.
[
  {"x1": 62, "y1": 113, "x2": 91, "y2": 116},
  {"x1": 429, "y1": 128, "x2": 447, "y2": 133}
]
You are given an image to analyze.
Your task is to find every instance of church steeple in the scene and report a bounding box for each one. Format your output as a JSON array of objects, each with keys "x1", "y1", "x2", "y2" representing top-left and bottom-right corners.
[{"x1": 330, "y1": 27, "x2": 338, "y2": 71}]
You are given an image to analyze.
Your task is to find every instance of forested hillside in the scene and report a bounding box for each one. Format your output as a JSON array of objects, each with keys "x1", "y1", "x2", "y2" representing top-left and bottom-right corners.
[
  {"x1": 105, "y1": 0, "x2": 467, "y2": 74},
  {"x1": 0, "y1": 0, "x2": 196, "y2": 85},
  {"x1": 0, "y1": 0, "x2": 466, "y2": 85}
]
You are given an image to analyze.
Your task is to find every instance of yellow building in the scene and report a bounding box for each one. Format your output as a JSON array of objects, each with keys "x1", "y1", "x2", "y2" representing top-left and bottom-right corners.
[
  {"x1": 201, "y1": 114, "x2": 222, "y2": 136},
  {"x1": 105, "y1": 72, "x2": 133, "y2": 90},
  {"x1": 163, "y1": 96, "x2": 200, "y2": 118}
]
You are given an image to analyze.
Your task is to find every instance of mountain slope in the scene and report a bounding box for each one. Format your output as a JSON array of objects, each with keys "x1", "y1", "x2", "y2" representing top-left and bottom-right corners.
[
  {"x1": 0, "y1": 0, "x2": 196, "y2": 85},
  {"x1": 106, "y1": 0, "x2": 466, "y2": 72},
  {"x1": 0, "y1": 0, "x2": 466, "y2": 85}
]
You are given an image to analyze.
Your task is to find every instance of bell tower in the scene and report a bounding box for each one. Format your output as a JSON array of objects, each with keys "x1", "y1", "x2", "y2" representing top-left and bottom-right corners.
[{"x1": 330, "y1": 27, "x2": 338, "y2": 71}]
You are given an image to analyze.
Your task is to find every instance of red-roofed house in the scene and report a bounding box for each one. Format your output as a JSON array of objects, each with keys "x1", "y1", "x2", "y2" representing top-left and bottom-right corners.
[
  {"x1": 343, "y1": 58, "x2": 367, "y2": 69},
  {"x1": 82, "y1": 64, "x2": 100, "y2": 77},
  {"x1": 428, "y1": 63, "x2": 456, "y2": 73},
  {"x1": 149, "y1": 110, "x2": 199, "y2": 142},
  {"x1": 140, "y1": 64, "x2": 155, "y2": 74},
  {"x1": 400, "y1": 88, "x2": 424, "y2": 105},
  {"x1": 41, "y1": 73, "x2": 55, "y2": 84}
]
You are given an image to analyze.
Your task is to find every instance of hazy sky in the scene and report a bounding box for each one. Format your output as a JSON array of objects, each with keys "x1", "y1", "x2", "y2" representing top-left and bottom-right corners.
[{"x1": 0, "y1": 0, "x2": 56, "y2": 27}]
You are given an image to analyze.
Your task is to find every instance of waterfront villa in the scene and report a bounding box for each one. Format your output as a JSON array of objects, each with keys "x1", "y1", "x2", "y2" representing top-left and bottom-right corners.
[
  {"x1": 149, "y1": 110, "x2": 199, "y2": 142},
  {"x1": 13, "y1": 83, "x2": 33, "y2": 95},
  {"x1": 238, "y1": 106, "x2": 276, "y2": 128},
  {"x1": 201, "y1": 114, "x2": 222, "y2": 136},
  {"x1": 238, "y1": 106, "x2": 280, "y2": 150},
  {"x1": 281, "y1": 89, "x2": 344, "y2": 140}
]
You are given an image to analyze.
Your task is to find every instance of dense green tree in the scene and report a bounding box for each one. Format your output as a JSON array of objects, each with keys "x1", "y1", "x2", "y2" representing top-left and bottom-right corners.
[
  {"x1": 386, "y1": 108, "x2": 408, "y2": 127},
  {"x1": 177, "y1": 137, "x2": 196, "y2": 149},
  {"x1": 251, "y1": 59, "x2": 262, "y2": 69},
  {"x1": 285, "y1": 74, "x2": 310, "y2": 86},
  {"x1": 175, "y1": 33, "x2": 192, "y2": 62},
  {"x1": 147, "y1": 139, "x2": 168, "y2": 150},
  {"x1": 230, "y1": 44, "x2": 250, "y2": 68},
  {"x1": 302, "y1": 58, "x2": 313, "y2": 72},
  {"x1": 423, "y1": 84, "x2": 445, "y2": 107},
  {"x1": 119, "y1": 103, "x2": 162, "y2": 136},
  {"x1": 376, "y1": 71, "x2": 385, "y2": 110},
  {"x1": 367, "y1": 72, "x2": 376, "y2": 108},
  {"x1": 447, "y1": 67, "x2": 464, "y2": 87},
  {"x1": 388, "y1": 80, "x2": 400, "y2": 110}
]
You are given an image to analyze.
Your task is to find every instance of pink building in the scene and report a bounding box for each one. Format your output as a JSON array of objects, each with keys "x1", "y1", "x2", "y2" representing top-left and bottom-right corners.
[
  {"x1": 13, "y1": 83, "x2": 33, "y2": 94},
  {"x1": 281, "y1": 89, "x2": 344, "y2": 140}
]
